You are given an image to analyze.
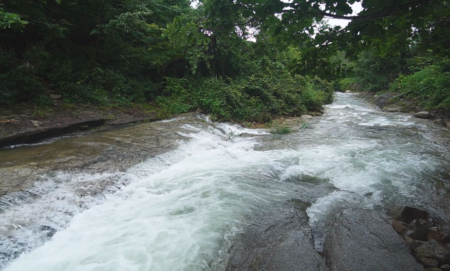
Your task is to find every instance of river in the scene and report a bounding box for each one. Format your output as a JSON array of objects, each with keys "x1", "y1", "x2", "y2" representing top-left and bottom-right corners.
[{"x1": 1, "y1": 93, "x2": 450, "y2": 270}]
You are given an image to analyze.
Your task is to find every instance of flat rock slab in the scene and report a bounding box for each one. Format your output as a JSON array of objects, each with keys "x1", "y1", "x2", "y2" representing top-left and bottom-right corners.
[
  {"x1": 226, "y1": 206, "x2": 326, "y2": 271},
  {"x1": 323, "y1": 209, "x2": 424, "y2": 271},
  {"x1": 0, "y1": 105, "x2": 160, "y2": 149}
]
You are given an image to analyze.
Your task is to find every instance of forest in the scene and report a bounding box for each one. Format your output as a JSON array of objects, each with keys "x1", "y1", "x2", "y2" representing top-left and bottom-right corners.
[{"x1": 1, "y1": 0, "x2": 449, "y2": 121}]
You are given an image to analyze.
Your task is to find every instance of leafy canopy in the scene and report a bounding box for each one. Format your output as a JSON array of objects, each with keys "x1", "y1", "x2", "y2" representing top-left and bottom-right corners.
[{"x1": 204, "y1": 0, "x2": 450, "y2": 57}]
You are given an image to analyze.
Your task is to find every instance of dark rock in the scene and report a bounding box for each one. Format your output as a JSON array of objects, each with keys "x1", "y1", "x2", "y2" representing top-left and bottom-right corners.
[
  {"x1": 375, "y1": 93, "x2": 395, "y2": 109},
  {"x1": 425, "y1": 268, "x2": 442, "y2": 271},
  {"x1": 323, "y1": 209, "x2": 424, "y2": 271},
  {"x1": 428, "y1": 230, "x2": 450, "y2": 243},
  {"x1": 393, "y1": 219, "x2": 407, "y2": 233},
  {"x1": 226, "y1": 208, "x2": 326, "y2": 271},
  {"x1": 441, "y1": 264, "x2": 450, "y2": 271},
  {"x1": 398, "y1": 206, "x2": 429, "y2": 224},
  {"x1": 414, "y1": 240, "x2": 450, "y2": 264},
  {"x1": 39, "y1": 225, "x2": 57, "y2": 238},
  {"x1": 405, "y1": 220, "x2": 431, "y2": 241},
  {"x1": 414, "y1": 111, "x2": 432, "y2": 119},
  {"x1": 239, "y1": 133, "x2": 264, "y2": 138},
  {"x1": 420, "y1": 257, "x2": 439, "y2": 267},
  {"x1": 405, "y1": 236, "x2": 426, "y2": 250}
]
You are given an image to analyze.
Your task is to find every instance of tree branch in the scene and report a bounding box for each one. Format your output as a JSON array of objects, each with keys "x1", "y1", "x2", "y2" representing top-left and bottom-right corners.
[{"x1": 285, "y1": 0, "x2": 433, "y2": 21}]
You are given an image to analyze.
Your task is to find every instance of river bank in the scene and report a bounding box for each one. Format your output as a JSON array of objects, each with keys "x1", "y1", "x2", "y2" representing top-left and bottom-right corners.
[{"x1": 369, "y1": 91, "x2": 450, "y2": 129}]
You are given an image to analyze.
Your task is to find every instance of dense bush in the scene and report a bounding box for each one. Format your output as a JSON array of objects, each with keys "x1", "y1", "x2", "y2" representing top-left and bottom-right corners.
[
  {"x1": 390, "y1": 60, "x2": 450, "y2": 110},
  {"x1": 158, "y1": 72, "x2": 333, "y2": 122}
]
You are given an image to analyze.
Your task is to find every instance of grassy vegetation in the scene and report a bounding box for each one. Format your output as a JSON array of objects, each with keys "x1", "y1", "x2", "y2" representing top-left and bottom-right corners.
[
  {"x1": 390, "y1": 60, "x2": 450, "y2": 111},
  {"x1": 270, "y1": 126, "x2": 292, "y2": 134}
]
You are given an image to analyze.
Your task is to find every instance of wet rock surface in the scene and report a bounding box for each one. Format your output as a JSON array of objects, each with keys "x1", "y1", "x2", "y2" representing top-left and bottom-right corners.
[
  {"x1": 0, "y1": 113, "x2": 208, "y2": 196},
  {"x1": 323, "y1": 208, "x2": 424, "y2": 271},
  {"x1": 226, "y1": 204, "x2": 326, "y2": 271}
]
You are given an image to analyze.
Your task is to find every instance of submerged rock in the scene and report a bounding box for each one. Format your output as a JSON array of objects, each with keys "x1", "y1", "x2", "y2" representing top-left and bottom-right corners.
[
  {"x1": 226, "y1": 207, "x2": 326, "y2": 271},
  {"x1": 323, "y1": 209, "x2": 424, "y2": 271}
]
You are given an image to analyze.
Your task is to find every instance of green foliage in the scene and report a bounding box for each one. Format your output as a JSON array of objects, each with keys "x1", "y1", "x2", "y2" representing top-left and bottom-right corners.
[
  {"x1": 156, "y1": 77, "x2": 194, "y2": 114},
  {"x1": 0, "y1": 0, "x2": 335, "y2": 121},
  {"x1": 336, "y1": 78, "x2": 360, "y2": 92},
  {"x1": 390, "y1": 60, "x2": 450, "y2": 110},
  {"x1": 0, "y1": 5, "x2": 27, "y2": 29},
  {"x1": 153, "y1": 63, "x2": 333, "y2": 122},
  {"x1": 0, "y1": 52, "x2": 46, "y2": 105}
]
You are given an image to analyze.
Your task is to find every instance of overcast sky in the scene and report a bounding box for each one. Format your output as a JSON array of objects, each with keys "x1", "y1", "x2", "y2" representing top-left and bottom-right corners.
[{"x1": 326, "y1": 2, "x2": 363, "y2": 28}]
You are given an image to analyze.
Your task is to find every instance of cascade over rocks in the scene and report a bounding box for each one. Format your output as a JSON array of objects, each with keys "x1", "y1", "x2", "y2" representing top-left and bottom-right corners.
[{"x1": 323, "y1": 208, "x2": 424, "y2": 271}]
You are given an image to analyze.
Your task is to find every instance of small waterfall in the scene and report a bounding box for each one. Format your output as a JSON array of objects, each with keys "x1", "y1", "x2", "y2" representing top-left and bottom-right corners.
[{"x1": 2, "y1": 93, "x2": 450, "y2": 270}]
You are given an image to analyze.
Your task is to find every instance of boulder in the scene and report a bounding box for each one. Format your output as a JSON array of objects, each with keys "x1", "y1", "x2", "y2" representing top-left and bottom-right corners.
[
  {"x1": 392, "y1": 219, "x2": 407, "y2": 233},
  {"x1": 419, "y1": 258, "x2": 439, "y2": 267},
  {"x1": 428, "y1": 230, "x2": 450, "y2": 243},
  {"x1": 226, "y1": 207, "x2": 326, "y2": 271},
  {"x1": 414, "y1": 240, "x2": 450, "y2": 264},
  {"x1": 404, "y1": 237, "x2": 426, "y2": 250},
  {"x1": 375, "y1": 93, "x2": 395, "y2": 109},
  {"x1": 414, "y1": 111, "x2": 432, "y2": 119},
  {"x1": 404, "y1": 220, "x2": 431, "y2": 241},
  {"x1": 323, "y1": 209, "x2": 424, "y2": 271}
]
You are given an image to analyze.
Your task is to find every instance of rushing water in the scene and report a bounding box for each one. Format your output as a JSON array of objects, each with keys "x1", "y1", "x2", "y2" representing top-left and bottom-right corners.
[{"x1": 2, "y1": 93, "x2": 450, "y2": 270}]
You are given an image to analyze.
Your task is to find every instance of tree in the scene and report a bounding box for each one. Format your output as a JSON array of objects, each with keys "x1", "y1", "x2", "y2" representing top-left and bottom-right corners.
[{"x1": 203, "y1": 0, "x2": 450, "y2": 57}]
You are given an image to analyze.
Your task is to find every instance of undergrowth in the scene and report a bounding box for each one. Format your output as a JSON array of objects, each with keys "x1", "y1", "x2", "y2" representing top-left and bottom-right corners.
[{"x1": 390, "y1": 60, "x2": 450, "y2": 110}]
